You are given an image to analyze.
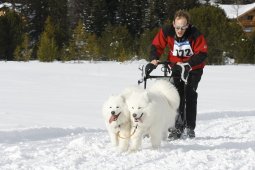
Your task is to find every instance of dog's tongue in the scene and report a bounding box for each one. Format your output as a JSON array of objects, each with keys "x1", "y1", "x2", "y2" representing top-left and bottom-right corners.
[{"x1": 109, "y1": 115, "x2": 117, "y2": 124}]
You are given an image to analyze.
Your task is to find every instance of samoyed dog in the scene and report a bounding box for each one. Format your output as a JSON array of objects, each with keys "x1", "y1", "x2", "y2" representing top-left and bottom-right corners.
[
  {"x1": 102, "y1": 86, "x2": 143, "y2": 152},
  {"x1": 126, "y1": 80, "x2": 180, "y2": 151}
]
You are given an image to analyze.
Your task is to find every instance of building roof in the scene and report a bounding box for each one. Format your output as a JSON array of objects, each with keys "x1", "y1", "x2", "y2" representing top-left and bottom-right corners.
[
  {"x1": 218, "y1": 3, "x2": 255, "y2": 19},
  {"x1": 0, "y1": 2, "x2": 12, "y2": 9}
]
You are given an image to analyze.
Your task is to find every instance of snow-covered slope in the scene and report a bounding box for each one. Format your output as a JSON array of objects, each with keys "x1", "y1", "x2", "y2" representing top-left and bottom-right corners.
[{"x1": 0, "y1": 61, "x2": 255, "y2": 169}]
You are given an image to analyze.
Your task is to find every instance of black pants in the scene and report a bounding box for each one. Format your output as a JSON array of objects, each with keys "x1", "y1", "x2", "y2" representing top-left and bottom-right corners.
[{"x1": 173, "y1": 69, "x2": 203, "y2": 130}]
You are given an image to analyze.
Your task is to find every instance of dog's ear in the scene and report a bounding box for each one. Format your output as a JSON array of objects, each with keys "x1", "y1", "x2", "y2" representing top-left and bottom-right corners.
[{"x1": 119, "y1": 95, "x2": 126, "y2": 103}]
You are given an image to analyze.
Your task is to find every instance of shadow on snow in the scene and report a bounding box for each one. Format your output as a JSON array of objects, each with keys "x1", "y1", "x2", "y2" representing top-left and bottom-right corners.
[{"x1": 0, "y1": 127, "x2": 106, "y2": 143}]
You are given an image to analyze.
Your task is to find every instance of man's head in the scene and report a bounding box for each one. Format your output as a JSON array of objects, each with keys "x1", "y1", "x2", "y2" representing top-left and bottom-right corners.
[{"x1": 173, "y1": 10, "x2": 190, "y2": 38}]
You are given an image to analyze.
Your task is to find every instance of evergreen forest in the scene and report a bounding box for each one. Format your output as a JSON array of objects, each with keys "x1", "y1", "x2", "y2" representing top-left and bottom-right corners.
[{"x1": 0, "y1": 0, "x2": 255, "y2": 64}]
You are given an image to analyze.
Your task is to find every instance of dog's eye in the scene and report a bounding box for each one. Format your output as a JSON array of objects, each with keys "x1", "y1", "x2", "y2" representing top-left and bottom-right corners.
[
  {"x1": 116, "y1": 106, "x2": 119, "y2": 108},
  {"x1": 138, "y1": 107, "x2": 142, "y2": 109},
  {"x1": 109, "y1": 107, "x2": 112, "y2": 108}
]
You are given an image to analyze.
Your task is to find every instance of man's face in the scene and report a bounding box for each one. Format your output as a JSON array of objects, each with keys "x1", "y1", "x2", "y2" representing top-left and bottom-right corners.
[{"x1": 173, "y1": 17, "x2": 188, "y2": 38}]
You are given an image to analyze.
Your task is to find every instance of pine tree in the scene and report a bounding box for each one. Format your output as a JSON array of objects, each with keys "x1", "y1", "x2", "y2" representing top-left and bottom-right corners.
[
  {"x1": 189, "y1": 6, "x2": 229, "y2": 64},
  {"x1": 67, "y1": 0, "x2": 84, "y2": 29},
  {"x1": 86, "y1": 33, "x2": 100, "y2": 61},
  {"x1": 105, "y1": 0, "x2": 119, "y2": 25},
  {"x1": 125, "y1": 0, "x2": 145, "y2": 37},
  {"x1": 166, "y1": 0, "x2": 200, "y2": 21},
  {"x1": 0, "y1": 10, "x2": 23, "y2": 61},
  {"x1": 112, "y1": 0, "x2": 144, "y2": 36},
  {"x1": 250, "y1": 32, "x2": 255, "y2": 64},
  {"x1": 99, "y1": 24, "x2": 133, "y2": 61},
  {"x1": 59, "y1": 44, "x2": 71, "y2": 62},
  {"x1": 224, "y1": 21, "x2": 249, "y2": 63},
  {"x1": 68, "y1": 19, "x2": 88, "y2": 62},
  {"x1": 67, "y1": 19, "x2": 99, "y2": 61},
  {"x1": 189, "y1": 5, "x2": 255, "y2": 64},
  {"x1": 48, "y1": 0, "x2": 69, "y2": 48},
  {"x1": 153, "y1": 0, "x2": 168, "y2": 26},
  {"x1": 20, "y1": 0, "x2": 69, "y2": 59},
  {"x1": 83, "y1": 0, "x2": 108, "y2": 36},
  {"x1": 138, "y1": 27, "x2": 159, "y2": 60},
  {"x1": 21, "y1": 0, "x2": 48, "y2": 42},
  {"x1": 14, "y1": 33, "x2": 32, "y2": 61},
  {"x1": 37, "y1": 17, "x2": 58, "y2": 62}
]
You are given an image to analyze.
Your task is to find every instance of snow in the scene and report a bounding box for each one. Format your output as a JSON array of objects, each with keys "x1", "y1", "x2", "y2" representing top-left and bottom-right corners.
[
  {"x1": 198, "y1": 1, "x2": 255, "y2": 19},
  {"x1": 0, "y1": 2, "x2": 12, "y2": 9},
  {"x1": 218, "y1": 3, "x2": 255, "y2": 18},
  {"x1": 0, "y1": 61, "x2": 255, "y2": 169}
]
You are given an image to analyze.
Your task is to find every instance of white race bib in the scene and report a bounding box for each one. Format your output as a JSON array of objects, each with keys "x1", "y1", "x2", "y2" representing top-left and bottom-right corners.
[{"x1": 173, "y1": 40, "x2": 194, "y2": 57}]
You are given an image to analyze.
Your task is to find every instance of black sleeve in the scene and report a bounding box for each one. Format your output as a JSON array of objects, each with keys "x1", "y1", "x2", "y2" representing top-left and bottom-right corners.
[
  {"x1": 149, "y1": 45, "x2": 160, "y2": 61},
  {"x1": 188, "y1": 52, "x2": 207, "y2": 67}
]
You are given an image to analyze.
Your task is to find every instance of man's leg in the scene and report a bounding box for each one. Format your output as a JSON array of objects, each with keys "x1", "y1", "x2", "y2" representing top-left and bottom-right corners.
[
  {"x1": 168, "y1": 77, "x2": 184, "y2": 139},
  {"x1": 186, "y1": 85, "x2": 198, "y2": 129},
  {"x1": 175, "y1": 79, "x2": 185, "y2": 130},
  {"x1": 184, "y1": 69, "x2": 203, "y2": 138}
]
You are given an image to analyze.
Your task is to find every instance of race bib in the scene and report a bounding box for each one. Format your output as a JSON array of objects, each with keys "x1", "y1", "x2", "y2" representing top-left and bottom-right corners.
[{"x1": 173, "y1": 40, "x2": 194, "y2": 57}]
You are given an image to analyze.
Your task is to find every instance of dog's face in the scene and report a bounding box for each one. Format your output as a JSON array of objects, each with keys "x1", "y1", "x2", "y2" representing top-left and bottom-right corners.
[
  {"x1": 102, "y1": 95, "x2": 130, "y2": 126},
  {"x1": 126, "y1": 92, "x2": 150, "y2": 123}
]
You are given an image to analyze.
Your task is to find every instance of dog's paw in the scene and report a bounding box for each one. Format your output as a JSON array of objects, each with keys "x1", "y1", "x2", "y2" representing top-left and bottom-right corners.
[{"x1": 128, "y1": 145, "x2": 140, "y2": 153}]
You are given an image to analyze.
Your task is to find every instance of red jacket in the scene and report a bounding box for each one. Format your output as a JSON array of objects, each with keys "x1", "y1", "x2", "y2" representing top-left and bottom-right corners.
[{"x1": 150, "y1": 24, "x2": 208, "y2": 70}]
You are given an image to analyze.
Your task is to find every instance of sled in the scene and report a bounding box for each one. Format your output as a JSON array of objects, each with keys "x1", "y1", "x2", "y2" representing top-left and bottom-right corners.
[
  {"x1": 138, "y1": 61, "x2": 189, "y2": 136},
  {"x1": 138, "y1": 61, "x2": 188, "y2": 89},
  {"x1": 138, "y1": 61, "x2": 173, "y2": 89}
]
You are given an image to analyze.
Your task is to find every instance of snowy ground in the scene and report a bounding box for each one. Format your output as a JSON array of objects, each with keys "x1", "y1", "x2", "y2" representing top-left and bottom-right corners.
[{"x1": 0, "y1": 61, "x2": 255, "y2": 170}]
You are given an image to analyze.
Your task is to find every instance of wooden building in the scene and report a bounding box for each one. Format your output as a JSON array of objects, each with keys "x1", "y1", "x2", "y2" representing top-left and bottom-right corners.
[
  {"x1": 219, "y1": 3, "x2": 255, "y2": 36},
  {"x1": 237, "y1": 6, "x2": 255, "y2": 35},
  {"x1": 0, "y1": 2, "x2": 20, "y2": 16}
]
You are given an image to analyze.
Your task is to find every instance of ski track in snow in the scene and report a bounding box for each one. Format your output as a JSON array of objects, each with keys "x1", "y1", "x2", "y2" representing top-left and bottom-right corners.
[{"x1": 1, "y1": 110, "x2": 255, "y2": 170}]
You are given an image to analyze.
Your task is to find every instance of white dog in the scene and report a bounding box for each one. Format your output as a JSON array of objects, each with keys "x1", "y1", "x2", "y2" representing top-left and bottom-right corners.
[
  {"x1": 102, "y1": 86, "x2": 143, "y2": 152},
  {"x1": 126, "y1": 80, "x2": 180, "y2": 151}
]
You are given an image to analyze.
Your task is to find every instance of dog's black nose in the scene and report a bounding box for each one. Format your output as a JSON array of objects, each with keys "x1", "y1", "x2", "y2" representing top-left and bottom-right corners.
[
  {"x1": 132, "y1": 113, "x2": 137, "y2": 117},
  {"x1": 111, "y1": 111, "x2": 115, "y2": 115}
]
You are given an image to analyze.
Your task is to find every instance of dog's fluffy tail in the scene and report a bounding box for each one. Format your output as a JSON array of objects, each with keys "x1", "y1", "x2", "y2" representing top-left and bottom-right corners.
[
  {"x1": 121, "y1": 85, "x2": 144, "y2": 100},
  {"x1": 149, "y1": 79, "x2": 180, "y2": 111}
]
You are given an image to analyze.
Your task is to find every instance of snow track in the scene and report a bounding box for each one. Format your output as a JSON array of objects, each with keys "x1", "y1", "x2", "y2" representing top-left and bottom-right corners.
[{"x1": 1, "y1": 111, "x2": 255, "y2": 170}]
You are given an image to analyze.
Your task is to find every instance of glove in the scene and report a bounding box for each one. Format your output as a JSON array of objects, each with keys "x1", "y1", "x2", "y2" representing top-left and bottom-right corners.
[
  {"x1": 145, "y1": 63, "x2": 157, "y2": 76},
  {"x1": 171, "y1": 62, "x2": 191, "y2": 80}
]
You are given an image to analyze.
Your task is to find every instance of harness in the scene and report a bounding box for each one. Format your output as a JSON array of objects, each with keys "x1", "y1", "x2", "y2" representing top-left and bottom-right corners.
[
  {"x1": 116, "y1": 124, "x2": 138, "y2": 139},
  {"x1": 114, "y1": 112, "x2": 144, "y2": 139}
]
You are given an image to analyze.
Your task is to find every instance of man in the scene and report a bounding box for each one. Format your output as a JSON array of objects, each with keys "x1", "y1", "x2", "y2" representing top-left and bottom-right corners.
[{"x1": 146, "y1": 10, "x2": 208, "y2": 139}]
